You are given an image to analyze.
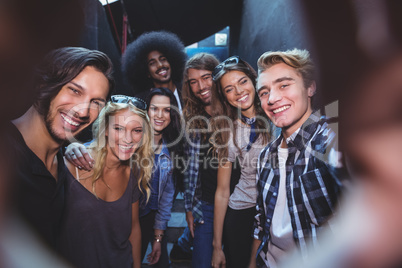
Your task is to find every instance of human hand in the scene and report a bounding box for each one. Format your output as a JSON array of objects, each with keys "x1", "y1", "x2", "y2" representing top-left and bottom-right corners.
[
  {"x1": 147, "y1": 239, "x2": 161, "y2": 265},
  {"x1": 211, "y1": 248, "x2": 226, "y2": 268},
  {"x1": 65, "y1": 142, "x2": 93, "y2": 171},
  {"x1": 186, "y1": 211, "x2": 196, "y2": 237},
  {"x1": 248, "y1": 257, "x2": 257, "y2": 268}
]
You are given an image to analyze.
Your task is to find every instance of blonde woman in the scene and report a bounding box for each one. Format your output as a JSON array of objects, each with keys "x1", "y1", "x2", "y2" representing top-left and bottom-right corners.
[{"x1": 60, "y1": 95, "x2": 153, "y2": 268}]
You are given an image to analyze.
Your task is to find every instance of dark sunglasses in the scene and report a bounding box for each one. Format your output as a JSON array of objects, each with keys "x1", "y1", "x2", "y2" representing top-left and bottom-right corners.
[
  {"x1": 111, "y1": 95, "x2": 147, "y2": 110},
  {"x1": 212, "y1": 56, "x2": 242, "y2": 81}
]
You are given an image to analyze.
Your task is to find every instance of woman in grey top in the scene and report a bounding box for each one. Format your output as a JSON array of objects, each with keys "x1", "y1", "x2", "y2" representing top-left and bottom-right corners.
[
  {"x1": 61, "y1": 96, "x2": 153, "y2": 268},
  {"x1": 210, "y1": 56, "x2": 272, "y2": 268}
]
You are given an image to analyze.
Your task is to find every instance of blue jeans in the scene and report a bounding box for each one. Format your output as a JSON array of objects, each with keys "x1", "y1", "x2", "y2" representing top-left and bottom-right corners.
[
  {"x1": 177, "y1": 226, "x2": 193, "y2": 253},
  {"x1": 192, "y1": 201, "x2": 214, "y2": 268}
]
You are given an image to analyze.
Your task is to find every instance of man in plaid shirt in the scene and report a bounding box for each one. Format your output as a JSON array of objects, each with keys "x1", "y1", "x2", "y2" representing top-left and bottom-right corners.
[
  {"x1": 249, "y1": 49, "x2": 346, "y2": 268},
  {"x1": 171, "y1": 53, "x2": 241, "y2": 266}
]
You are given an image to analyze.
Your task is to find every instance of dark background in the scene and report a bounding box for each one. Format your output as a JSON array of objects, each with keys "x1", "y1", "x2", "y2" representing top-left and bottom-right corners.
[{"x1": 6, "y1": 0, "x2": 402, "y2": 122}]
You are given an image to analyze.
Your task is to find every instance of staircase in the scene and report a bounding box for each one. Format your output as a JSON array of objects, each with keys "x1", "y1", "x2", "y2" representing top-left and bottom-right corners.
[{"x1": 141, "y1": 193, "x2": 191, "y2": 267}]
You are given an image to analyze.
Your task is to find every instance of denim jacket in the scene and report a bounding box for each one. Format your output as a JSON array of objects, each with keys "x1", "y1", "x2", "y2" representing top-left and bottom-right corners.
[{"x1": 153, "y1": 140, "x2": 175, "y2": 230}]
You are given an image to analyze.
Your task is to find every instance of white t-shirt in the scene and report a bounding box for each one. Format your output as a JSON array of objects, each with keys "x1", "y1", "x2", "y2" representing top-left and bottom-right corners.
[{"x1": 266, "y1": 146, "x2": 296, "y2": 267}]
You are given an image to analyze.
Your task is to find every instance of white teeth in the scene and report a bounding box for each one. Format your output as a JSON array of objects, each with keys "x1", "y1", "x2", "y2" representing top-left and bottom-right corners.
[
  {"x1": 200, "y1": 90, "x2": 209, "y2": 96},
  {"x1": 61, "y1": 114, "x2": 80, "y2": 126},
  {"x1": 273, "y1": 105, "x2": 290, "y2": 114},
  {"x1": 120, "y1": 145, "x2": 133, "y2": 150},
  {"x1": 158, "y1": 69, "x2": 167, "y2": 75},
  {"x1": 238, "y1": 95, "x2": 248, "y2": 102}
]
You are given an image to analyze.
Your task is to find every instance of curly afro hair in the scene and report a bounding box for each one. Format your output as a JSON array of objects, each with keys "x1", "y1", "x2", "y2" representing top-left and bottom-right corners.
[{"x1": 122, "y1": 31, "x2": 187, "y2": 95}]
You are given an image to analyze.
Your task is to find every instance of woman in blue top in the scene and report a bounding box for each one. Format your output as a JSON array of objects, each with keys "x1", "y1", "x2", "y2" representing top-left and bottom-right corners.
[{"x1": 140, "y1": 87, "x2": 183, "y2": 266}]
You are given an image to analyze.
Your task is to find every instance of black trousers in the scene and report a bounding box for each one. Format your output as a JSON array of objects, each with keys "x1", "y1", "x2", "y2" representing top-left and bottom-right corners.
[
  {"x1": 223, "y1": 206, "x2": 255, "y2": 268},
  {"x1": 139, "y1": 210, "x2": 169, "y2": 267}
]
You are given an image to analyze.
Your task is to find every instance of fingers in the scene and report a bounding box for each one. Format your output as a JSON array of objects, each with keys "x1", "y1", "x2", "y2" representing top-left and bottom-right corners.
[
  {"x1": 212, "y1": 250, "x2": 226, "y2": 268},
  {"x1": 76, "y1": 147, "x2": 94, "y2": 171},
  {"x1": 65, "y1": 143, "x2": 93, "y2": 171},
  {"x1": 212, "y1": 261, "x2": 226, "y2": 268},
  {"x1": 189, "y1": 223, "x2": 195, "y2": 238},
  {"x1": 147, "y1": 249, "x2": 161, "y2": 265}
]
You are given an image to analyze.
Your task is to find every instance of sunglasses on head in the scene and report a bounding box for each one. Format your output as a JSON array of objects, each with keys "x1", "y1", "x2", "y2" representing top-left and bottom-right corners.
[
  {"x1": 212, "y1": 56, "x2": 242, "y2": 81},
  {"x1": 111, "y1": 95, "x2": 147, "y2": 110}
]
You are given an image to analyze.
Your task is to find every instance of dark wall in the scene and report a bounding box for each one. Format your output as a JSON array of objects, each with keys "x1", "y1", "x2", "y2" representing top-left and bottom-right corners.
[
  {"x1": 81, "y1": 0, "x2": 128, "y2": 95},
  {"x1": 124, "y1": 0, "x2": 242, "y2": 46},
  {"x1": 232, "y1": 0, "x2": 314, "y2": 71}
]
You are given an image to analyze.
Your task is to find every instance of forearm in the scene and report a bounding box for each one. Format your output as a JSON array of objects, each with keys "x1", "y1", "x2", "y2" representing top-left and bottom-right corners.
[
  {"x1": 130, "y1": 222, "x2": 141, "y2": 268},
  {"x1": 154, "y1": 228, "x2": 164, "y2": 242},
  {"x1": 213, "y1": 162, "x2": 232, "y2": 249},
  {"x1": 249, "y1": 239, "x2": 262, "y2": 267},
  {"x1": 213, "y1": 193, "x2": 230, "y2": 249},
  {"x1": 130, "y1": 202, "x2": 141, "y2": 268},
  {"x1": 154, "y1": 178, "x2": 175, "y2": 230}
]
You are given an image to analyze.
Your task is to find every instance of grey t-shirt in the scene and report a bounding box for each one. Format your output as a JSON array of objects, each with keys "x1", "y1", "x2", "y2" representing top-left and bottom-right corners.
[
  {"x1": 227, "y1": 120, "x2": 266, "y2": 210},
  {"x1": 60, "y1": 170, "x2": 141, "y2": 268}
]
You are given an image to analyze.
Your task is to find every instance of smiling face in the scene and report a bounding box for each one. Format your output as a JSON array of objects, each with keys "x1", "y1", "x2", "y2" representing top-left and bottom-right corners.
[
  {"x1": 257, "y1": 62, "x2": 315, "y2": 138},
  {"x1": 187, "y1": 68, "x2": 213, "y2": 106},
  {"x1": 147, "y1": 50, "x2": 172, "y2": 86},
  {"x1": 106, "y1": 109, "x2": 144, "y2": 161},
  {"x1": 148, "y1": 95, "x2": 171, "y2": 134},
  {"x1": 45, "y1": 66, "x2": 109, "y2": 143},
  {"x1": 220, "y1": 70, "x2": 256, "y2": 116}
]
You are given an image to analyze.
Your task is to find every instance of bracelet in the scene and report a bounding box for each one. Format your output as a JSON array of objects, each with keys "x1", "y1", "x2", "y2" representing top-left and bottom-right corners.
[{"x1": 154, "y1": 234, "x2": 164, "y2": 238}]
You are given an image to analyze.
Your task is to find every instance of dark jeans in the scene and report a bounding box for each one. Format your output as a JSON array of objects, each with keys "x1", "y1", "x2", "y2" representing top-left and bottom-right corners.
[
  {"x1": 140, "y1": 210, "x2": 169, "y2": 267},
  {"x1": 223, "y1": 206, "x2": 255, "y2": 268},
  {"x1": 193, "y1": 201, "x2": 214, "y2": 268},
  {"x1": 177, "y1": 226, "x2": 193, "y2": 253}
]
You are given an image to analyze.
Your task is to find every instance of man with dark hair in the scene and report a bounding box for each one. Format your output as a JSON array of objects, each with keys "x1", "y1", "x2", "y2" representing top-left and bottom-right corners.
[
  {"x1": 8, "y1": 46, "x2": 114, "y2": 250},
  {"x1": 169, "y1": 52, "x2": 219, "y2": 265},
  {"x1": 121, "y1": 30, "x2": 187, "y2": 112},
  {"x1": 170, "y1": 52, "x2": 241, "y2": 267}
]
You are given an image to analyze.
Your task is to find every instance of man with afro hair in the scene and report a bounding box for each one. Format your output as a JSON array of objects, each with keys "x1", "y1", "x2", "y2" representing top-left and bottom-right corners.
[{"x1": 122, "y1": 30, "x2": 187, "y2": 112}]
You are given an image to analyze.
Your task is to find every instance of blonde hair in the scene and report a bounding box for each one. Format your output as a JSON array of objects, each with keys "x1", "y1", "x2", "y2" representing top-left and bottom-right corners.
[
  {"x1": 88, "y1": 102, "x2": 153, "y2": 200},
  {"x1": 257, "y1": 48, "x2": 315, "y2": 90}
]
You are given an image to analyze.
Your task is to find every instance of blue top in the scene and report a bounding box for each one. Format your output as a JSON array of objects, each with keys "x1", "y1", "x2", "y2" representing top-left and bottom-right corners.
[
  {"x1": 60, "y1": 169, "x2": 141, "y2": 268},
  {"x1": 139, "y1": 140, "x2": 175, "y2": 230}
]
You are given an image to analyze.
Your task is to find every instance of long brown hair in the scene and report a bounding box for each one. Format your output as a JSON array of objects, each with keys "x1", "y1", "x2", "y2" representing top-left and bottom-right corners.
[
  {"x1": 210, "y1": 57, "x2": 270, "y2": 162},
  {"x1": 182, "y1": 53, "x2": 220, "y2": 141}
]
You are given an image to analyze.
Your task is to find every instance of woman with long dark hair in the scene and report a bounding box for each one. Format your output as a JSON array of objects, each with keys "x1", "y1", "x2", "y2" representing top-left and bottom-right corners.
[
  {"x1": 210, "y1": 56, "x2": 272, "y2": 268},
  {"x1": 138, "y1": 87, "x2": 183, "y2": 266}
]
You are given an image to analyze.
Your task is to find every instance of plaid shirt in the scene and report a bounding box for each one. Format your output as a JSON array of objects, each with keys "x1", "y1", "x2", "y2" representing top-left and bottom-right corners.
[
  {"x1": 254, "y1": 111, "x2": 346, "y2": 266},
  {"x1": 183, "y1": 132, "x2": 205, "y2": 223}
]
